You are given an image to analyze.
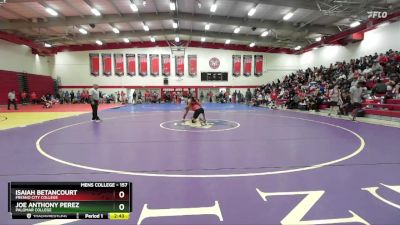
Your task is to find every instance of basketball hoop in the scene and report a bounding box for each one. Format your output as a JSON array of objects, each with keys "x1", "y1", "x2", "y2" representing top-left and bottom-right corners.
[{"x1": 168, "y1": 40, "x2": 188, "y2": 57}]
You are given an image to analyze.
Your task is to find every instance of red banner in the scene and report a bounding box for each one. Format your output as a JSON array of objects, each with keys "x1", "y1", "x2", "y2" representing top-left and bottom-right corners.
[
  {"x1": 232, "y1": 55, "x2": 241, "y2": 77},
  {"x1": 161, "y1": 54, "x2": 171, "y2": 76},
  {"x1": 254, "y1": 55, "x2": 263, "y2": 76},
  {"x1": 89, "y1": 53, "x2": 99, "y2": 76},
  {"x1": 175, "y1": 55, "x2": 184, "y2": 77},
  {"x1": 126, "y1": 54, "x2": 136, "y2": 76},
  {"x1": 150, "y1": 54, "x2": 159, "y2": 76},
  {"x1": 138, "y1": 54, "x2": 147, "y2": 76},
  {"x1": 114, "y1": 53, "x2": 124, "y2": 76},
  {"x1": 188, "y1": 55, "x2": 197, "y2": 76},
  {"x1": 102, "y1": 53, "x2": 112, "y2": 76},
  {"x1": 243, "y1": 55, "x2": 252, "y2": 77}
]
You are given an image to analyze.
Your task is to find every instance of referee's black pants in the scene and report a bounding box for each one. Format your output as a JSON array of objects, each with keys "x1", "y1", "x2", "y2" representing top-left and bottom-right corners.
[
  {"x1": 91, "y1": 100, "x2": 100, "y2": 120},
  {"x1": 8, "y1": 99, "x2": 17, "y2": 110}
]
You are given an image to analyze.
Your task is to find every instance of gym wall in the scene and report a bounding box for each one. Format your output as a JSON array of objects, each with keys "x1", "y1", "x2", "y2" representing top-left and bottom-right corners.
[
  {"x1": 299, "y1": 20, "x2": 400, "y2": 69},
  {"x1": 52, "y1": 47, "x2": 299, "y2": 89}
]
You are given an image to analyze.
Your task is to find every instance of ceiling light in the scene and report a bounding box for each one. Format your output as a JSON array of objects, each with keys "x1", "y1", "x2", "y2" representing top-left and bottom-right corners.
[
  {"x1": 45, "y1": 7, "x2": 58, "y2": 16},
  {"x1": 261, "y1": 30, "x2": 269, "y2": 37},
  {"x1": 234, "y1": 27, "x2": 240, "y2": 33},
  {"x1": 143, "y1": 0, "x2": 147, "y2": 6},
  {"x1": 91, "y1": 8, "x2": 101, "y2": 16},
  {"x1": 248, "y1": 7, "x2": 256, "y2": 16},
  {"x1": 205, "y1": 23, "x2": 210, "y2": 30},
  {"x1": 294, "y1": 45, "x2": 301, "y2": 50},
  {"x1": 169, "y1": 1, "x2": 176, "y2": 11},
  {"x1": 283, "y1": 12, "x2": 294, "y2": 21},
  {"x1": 143, "y1": 24, "x2": 149, "y2": 31},
  {"x1": 172, "y1": 21, "x2": 178, "y2": 29},
  {"x1": 79, "y1": 28, "x2": 88, "y2": 34},
  {"x1": 112, "y1": 27, "x2": 120, "y2": 34},
  {"x1": 201, "y1": 37, "x2": 206, "y2": 42},
  {"x1": 225, "y1": 39, "x2": 230, "y2": 44},
  {"x1": 150, "y1": 37, "x2": 156, "y2": 42},
  {"x1": 44, "y1": 43, "x2": 52, "y2": 48},
  {"x1": 350, "y1": 21, "x2": 361, "y2": 28},
  {"x1": 96, "y1": 40, "x2": 103, "y2": 45},
  {"x1": 175, "y1": 36, "x2": 180, "y2": 42},
  {"x1": 210, "y1": 3, "x2": 217, "y2": 12},
  {"x1": 123, "y1": 38, "x2": 129, "y2": 43},
  {"x1": 249, "y1": 42, "x2": 255, "y2": 47},
  {"x1": 197, "y1": 0, "x2": 202, "y2": 8},
  {"x1": 315, "y1": 36, "x2": 322, "y2": 42},
  {"x1": 130, "y1": 3, "x2": 138, "y2": 12}
]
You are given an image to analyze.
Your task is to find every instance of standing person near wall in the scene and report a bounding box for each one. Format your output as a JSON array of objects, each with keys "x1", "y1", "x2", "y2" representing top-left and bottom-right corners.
[
  {"x1": 20, "y1": 91, "x2": 27, "y2": 105},
  {"x1": 8, "y1": 90, "x2": 18, "y2": 110},
  {"x1": 30, "y1": 91, "x2": 38, "y2": 104},
  {"x1": 328, "y1": 85, "x2": 340, "y2": 116},
  {"x1": 245, "y1": 88, "x2": 252, "y2": 106},
  {"x1": 349, "y1": 82, "x2": 364, "y2": 121},
  {"x1": 89, "y1": 84, "x2": 101, "y2": 122}
]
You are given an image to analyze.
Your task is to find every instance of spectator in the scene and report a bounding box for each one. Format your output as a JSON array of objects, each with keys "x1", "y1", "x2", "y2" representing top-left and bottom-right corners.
[
  {"x1": 30, "y1": 91, "x2": 38, "y2": 104},
  {"x1": 21, "y1": 91, "x2": 28, "y2": 105},
  {"x1": 372, "y1": 79, "x2": 387, "y2": 96}
]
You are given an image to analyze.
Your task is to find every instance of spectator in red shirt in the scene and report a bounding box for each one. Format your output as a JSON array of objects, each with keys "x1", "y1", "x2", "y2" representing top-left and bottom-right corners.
[
  {"x1": 30, "y1": 91, "x2": 38, "y2": 104},
  {"x1": 378, "y1": 53, "x2": 389, "y2": 65}
]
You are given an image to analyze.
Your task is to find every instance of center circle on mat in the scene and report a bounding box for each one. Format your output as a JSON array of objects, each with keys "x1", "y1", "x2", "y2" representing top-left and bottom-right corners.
[
  {"x1": 160, "y1": 119, "x2": 240, "y2": 132},
  {"x1": 36, "y1": 112, "x2": 365, "y2": 178}
]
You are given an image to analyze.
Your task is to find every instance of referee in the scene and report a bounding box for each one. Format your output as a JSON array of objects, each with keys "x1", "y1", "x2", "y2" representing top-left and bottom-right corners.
[
  {"x1": 89, "y1": 84, "x2": 101, "y2": 121},
  {"x1": 8, "y1": 90, "x2": 18, "y2": 110}
]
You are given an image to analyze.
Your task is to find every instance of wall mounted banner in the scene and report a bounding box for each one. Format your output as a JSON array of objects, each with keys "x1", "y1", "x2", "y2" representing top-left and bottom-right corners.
[
  {"x1": 175, "y1": 55, "x2": 184, "y2": 77},
  {"x1": 126, "y1": 54, "x2": 136, "y2": 76},
  {"x1": 232, "y1": 55, "x2": 241, "y2": 77},
  {"x1": 102, "y1": 53, "x2": 112, "y2": 76},
  {"x1": 188, "y1": 55, "x2": 197, "y2": 76},
  {"x1": 243, "y1": 55, "x2": 252, "y2": 77},
  {"x1": 114, "y1": 53, "x2": 124, "y2": 76},
  {"x1": 254, "y1": 55, "x2": 263, "y2": 77},
  {"x1": 161, "y1": 54, "x2": 171, "y2": 76},
  {"x1": 138, "y1": 54, "x2": 148, "y2": 76},
  {"x1": 89, "y1": 53, "x2": 100, "y2": 76},
  {"x1": 150, "y1": 54, "x2": 160, "y2": 76}
]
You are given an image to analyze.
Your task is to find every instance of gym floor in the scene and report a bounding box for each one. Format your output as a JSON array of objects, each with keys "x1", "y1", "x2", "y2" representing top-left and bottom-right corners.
[{"x1": 1, "y1": 103, "x2": 399, "y2": 225}]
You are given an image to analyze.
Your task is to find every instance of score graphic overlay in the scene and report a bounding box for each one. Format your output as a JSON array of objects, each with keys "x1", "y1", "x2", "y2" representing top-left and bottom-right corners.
[{"x1": 8, "y1": 182, "x2": 132, "y2": 220}]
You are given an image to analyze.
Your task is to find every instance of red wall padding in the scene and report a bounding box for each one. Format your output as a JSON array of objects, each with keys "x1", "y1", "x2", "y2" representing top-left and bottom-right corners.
[
  {"x1": 0, "y1": 70, "x2": 54, "y2": 104},
  {"x1": 0, "y1": 70, "x2": 19, "y2": 104},
  {"x1": 27, "y1": 74, "x2": 54, "y2": 99}
]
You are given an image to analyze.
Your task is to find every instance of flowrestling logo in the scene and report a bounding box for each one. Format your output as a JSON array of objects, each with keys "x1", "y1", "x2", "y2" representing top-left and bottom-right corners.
[{"x1": 367, "y1": 11, "x2": 388, "y2": 18}]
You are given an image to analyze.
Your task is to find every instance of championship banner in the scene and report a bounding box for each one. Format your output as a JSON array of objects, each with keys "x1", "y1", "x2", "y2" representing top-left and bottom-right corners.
[
  {"x1": 188, "y1": 55, "x2": 197, "y2": 77},
  {"x1": 150, "y1": 54, "x2": 159, "y2": 76},
  {"x1": 232, "y1": 55, "x2": 241, "y2": 77},
  {"x1": 254, "y1": 55, "x2": 263, "y2": 77},
  {"x1": 102, "y1": 53, "x2": 112, "y2": 76},
  {"x1": 138, "y1": 54, "x2": 148, "y2": 76},
  {"x1": 126, "y1": 54, "x2": 136, "y2": 76},
  {"x1": 114, "y1": 53, "x2": 124, "y2": 76},
  {"x1": 243, "y1": 55, "x2": 252, "y2": 77},
  {"x1": 161, "y1": 54, "x2": 171, "y2": 76},
  {"x1": 89, "y1": 53, "x2": 100, "y2": 76},
  {"x1": 175, "y1": 55, "x2": 184, "y2": 77}
]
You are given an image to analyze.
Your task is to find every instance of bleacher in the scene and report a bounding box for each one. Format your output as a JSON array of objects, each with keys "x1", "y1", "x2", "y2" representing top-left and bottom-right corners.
[{"x1": 363, "y1": 99, "x2": 400, "y2": 118}]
